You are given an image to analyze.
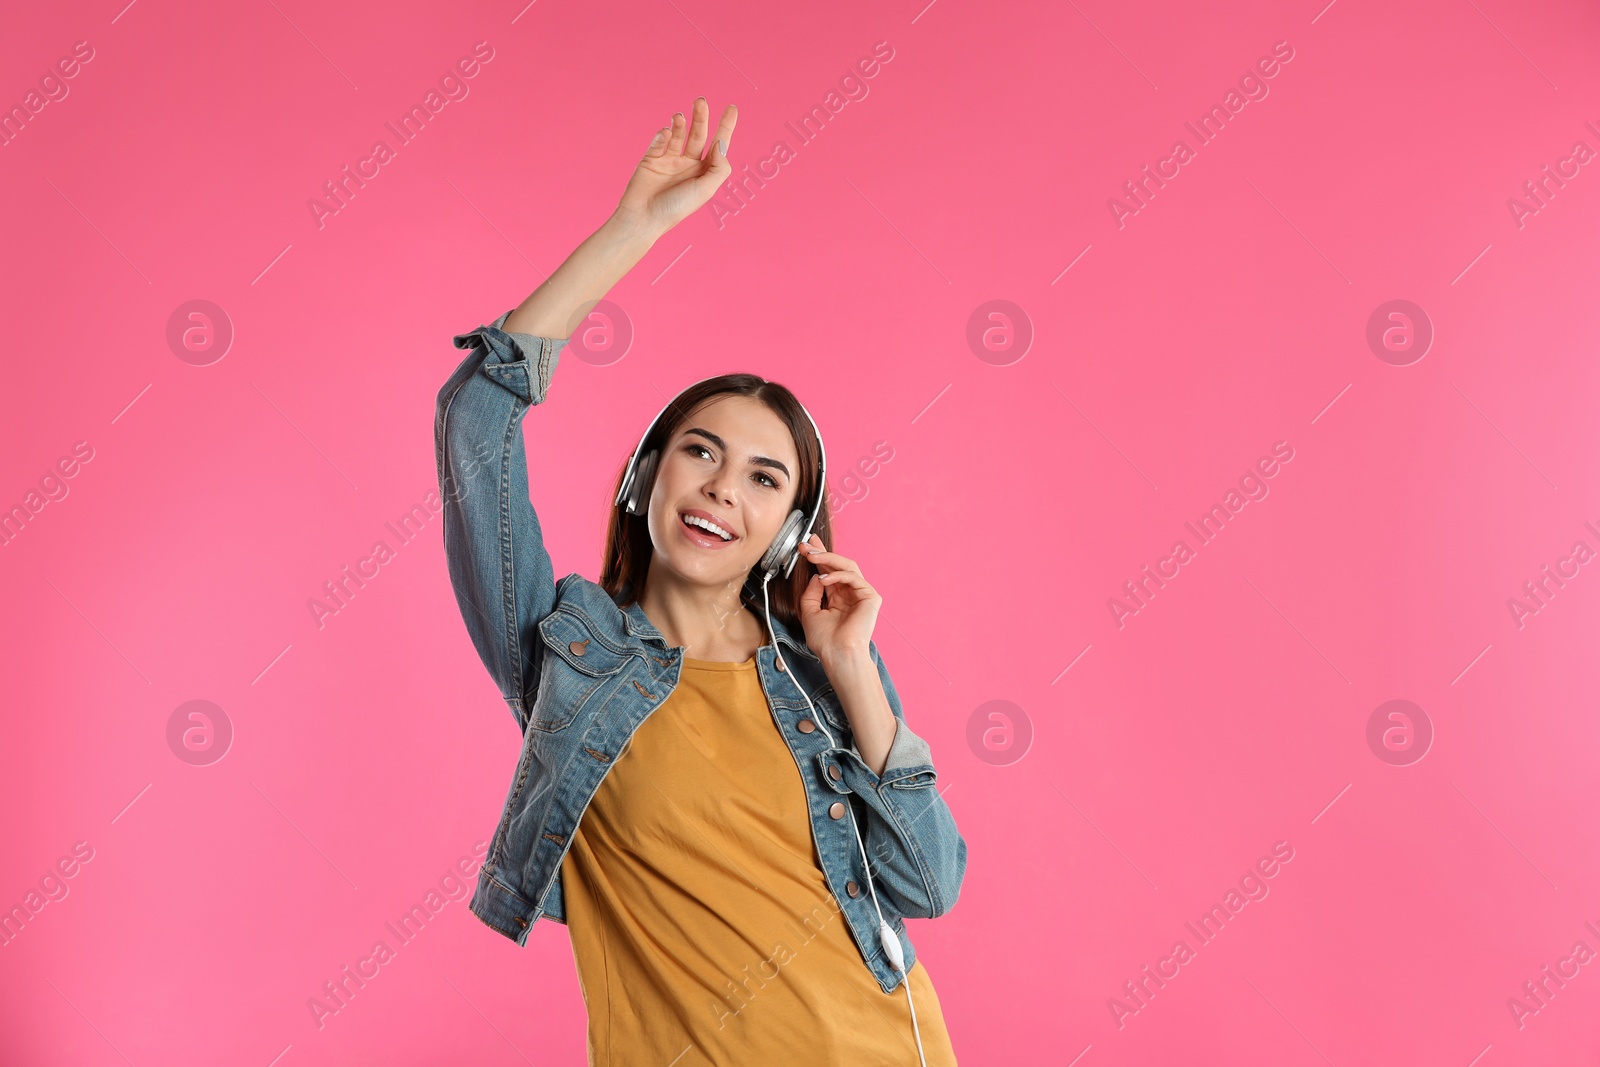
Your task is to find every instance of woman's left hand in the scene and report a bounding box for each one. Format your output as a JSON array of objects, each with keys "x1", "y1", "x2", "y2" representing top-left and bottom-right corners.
[{"x1": 797, "y1": 534, "x2": 882, "y2": 665}]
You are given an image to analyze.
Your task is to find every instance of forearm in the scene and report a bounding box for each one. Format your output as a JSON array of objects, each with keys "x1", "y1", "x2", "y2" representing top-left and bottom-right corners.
[
  {"x1": 502, "y1": 209, "x2": 662, "y2": 339},
  {"x1": 825, "y1": 648, "x2": 898, "y2": 776}
]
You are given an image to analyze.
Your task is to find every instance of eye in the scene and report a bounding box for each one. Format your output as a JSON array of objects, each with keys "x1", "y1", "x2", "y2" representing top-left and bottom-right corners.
[
  {"x1": 754, "y1": 471, "x2": 779, "y2": 489},
  {"x1": 685, "y1": 443, "x2": 712, "y2": 460}
]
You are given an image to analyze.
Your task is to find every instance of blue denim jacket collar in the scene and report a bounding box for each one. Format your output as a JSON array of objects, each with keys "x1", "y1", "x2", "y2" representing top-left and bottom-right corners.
[{"x1": 617, "y1": 593, "x2": 820, "y2": 666}]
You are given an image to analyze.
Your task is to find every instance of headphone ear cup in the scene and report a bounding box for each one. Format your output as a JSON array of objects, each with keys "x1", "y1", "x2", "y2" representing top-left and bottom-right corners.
[
  {"x1": 760, "y1": 509, "x2": 806, "y2": 583},
  {"x1": 627, "y1": 449, "x2": 659, "y2": 516}
]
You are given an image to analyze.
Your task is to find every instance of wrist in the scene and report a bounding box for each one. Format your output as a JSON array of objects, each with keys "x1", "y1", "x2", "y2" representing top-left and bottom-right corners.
[
  {"x1": 604, "y1": 206, "x2": 667, "y2": 246},
  {"x1": 819, "y1": 644, "x2": 873, "y2": 676}
]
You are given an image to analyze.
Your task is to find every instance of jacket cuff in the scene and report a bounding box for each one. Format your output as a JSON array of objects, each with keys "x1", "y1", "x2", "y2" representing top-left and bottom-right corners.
[
  {"x1": 467, "y1": 863, "x2": 538, "y2": 946},
  {"x1": 841, "y1": 718, "x2": 939, "y2": 789},
  {"x1": 450, "y1": 309, "x2": 568, "y2": 405}
]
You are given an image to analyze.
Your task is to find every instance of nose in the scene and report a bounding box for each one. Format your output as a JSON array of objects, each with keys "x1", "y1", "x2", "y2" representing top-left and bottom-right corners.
[{"x1": 702, "y1": 463, "x2": 739, "y2": 505}]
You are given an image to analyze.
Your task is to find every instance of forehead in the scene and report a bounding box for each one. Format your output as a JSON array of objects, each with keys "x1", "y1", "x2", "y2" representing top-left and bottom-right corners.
[{"x1": 672, "y1": 394, "x2": 798, "y2": 461}]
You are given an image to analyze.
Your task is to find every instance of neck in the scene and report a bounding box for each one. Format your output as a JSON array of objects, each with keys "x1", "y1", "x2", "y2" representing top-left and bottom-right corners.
[{"x1": 637, "y1": 563, "x2": 767, "y2": 657}]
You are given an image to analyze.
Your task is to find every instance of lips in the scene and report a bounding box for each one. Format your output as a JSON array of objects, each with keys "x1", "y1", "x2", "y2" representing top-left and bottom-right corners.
[{"x1": 679, "y1": 508, "x2": 738, "y2": 549}]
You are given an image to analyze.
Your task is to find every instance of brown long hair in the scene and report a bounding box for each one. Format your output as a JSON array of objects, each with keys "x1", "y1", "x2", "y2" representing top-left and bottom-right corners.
[{"x1": 600, "y1": 373, "x2": 832, "y2": 636}]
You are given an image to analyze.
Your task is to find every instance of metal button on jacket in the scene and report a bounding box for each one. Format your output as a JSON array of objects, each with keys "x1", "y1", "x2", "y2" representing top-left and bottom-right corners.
[
  {"x1": 776, "y1": 657, "x2": 787, "y2": 672},
  {"x1": 797, "y1": 718, "x2": 817, "y2": 734},
  {"x1": 829, "y1": 801, "x2": 846, "y2": 819},
  {"x1": 569, "y1": 639, "x2": 588, "y2": 656},
  {"x1": 827, "y1": 764, "x2": 842, "y2": 781},
  {"x1": 846, "y1": 880, "x2": 861, "y2": 897}
]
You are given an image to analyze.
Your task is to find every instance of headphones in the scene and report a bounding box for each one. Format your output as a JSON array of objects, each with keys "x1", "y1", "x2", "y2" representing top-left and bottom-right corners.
[
  {"x1": 613, "y1": 379, "x2": 930, "y2": 1066},
  {"x1": 613, "y1": 377, "x2": 828, "y2": 600}
]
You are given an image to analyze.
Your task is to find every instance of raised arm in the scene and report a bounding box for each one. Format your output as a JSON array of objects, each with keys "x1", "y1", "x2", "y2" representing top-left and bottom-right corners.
[{"x1": 435, "y1": 99, "x2": 739, "y2": 730}]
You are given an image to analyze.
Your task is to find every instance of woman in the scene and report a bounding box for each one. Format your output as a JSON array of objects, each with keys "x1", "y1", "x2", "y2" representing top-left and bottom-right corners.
[{"x1": 435, "y1": 97, "x2": 967, "y2": 1066}]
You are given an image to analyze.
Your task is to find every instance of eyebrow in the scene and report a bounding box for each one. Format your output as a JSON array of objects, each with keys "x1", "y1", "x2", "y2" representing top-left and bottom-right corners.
[{"x1": 683, "y1": 427, "x2": 791, "y2": 480}]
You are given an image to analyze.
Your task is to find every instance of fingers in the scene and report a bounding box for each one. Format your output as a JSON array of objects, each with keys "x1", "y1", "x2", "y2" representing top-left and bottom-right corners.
[
  {"x1": 664, "y1": 110, "x2": 688, "y2": 156},
  {"x1": 711, "y1": 103, "x2": 738, "y2": 162},
  {"x1": 799, "y1": 535, "x2": 853, "y2": 572},
  {"x1": 684, "y1": 97, "x2": 710, "y2": 159},
  {"x1": 644, "y1": 125, "x2": 671, "y2": 158}
]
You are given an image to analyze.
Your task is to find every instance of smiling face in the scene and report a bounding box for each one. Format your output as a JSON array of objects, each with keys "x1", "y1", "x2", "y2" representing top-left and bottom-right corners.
[{"x1": 645, "y1": 393, "x2": 804, "y2": 590}]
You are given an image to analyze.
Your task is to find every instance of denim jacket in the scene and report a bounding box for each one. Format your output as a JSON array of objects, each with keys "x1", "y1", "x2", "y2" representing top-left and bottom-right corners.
[{"x1": 433, "y1": 309, "x2": 968, "y2": 994}]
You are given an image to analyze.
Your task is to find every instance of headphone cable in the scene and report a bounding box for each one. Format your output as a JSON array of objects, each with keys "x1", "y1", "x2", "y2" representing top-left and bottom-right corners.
[{"x1": 761, "y1": 573, "x2": 929, "y2": 1067}]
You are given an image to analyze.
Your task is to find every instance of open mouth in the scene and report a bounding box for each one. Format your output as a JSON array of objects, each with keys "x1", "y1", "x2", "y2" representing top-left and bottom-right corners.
[{"x1": 680, "y1": 510, "x2": 737, "y2": 547}]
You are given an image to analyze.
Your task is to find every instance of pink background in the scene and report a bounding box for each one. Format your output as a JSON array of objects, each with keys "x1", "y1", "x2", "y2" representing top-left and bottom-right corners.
[{"x1": 4, "y1": 0, "x2": 1600, "y2": 1063}]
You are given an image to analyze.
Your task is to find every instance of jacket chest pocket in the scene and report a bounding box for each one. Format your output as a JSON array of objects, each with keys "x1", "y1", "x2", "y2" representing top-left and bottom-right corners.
[{"x1": 530, "y1": 609, "x2": 634, "y2": 733}]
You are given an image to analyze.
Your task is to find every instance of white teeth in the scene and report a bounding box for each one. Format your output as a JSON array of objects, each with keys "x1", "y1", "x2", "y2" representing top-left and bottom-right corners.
[{"x1": 682, "y1": 514, "x2": 732, "y2": 541}]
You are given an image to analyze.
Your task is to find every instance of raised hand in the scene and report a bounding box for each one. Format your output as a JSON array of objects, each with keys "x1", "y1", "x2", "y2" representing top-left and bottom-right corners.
[
  {"x1": 615, "y1": 98, "x2": 738, "y2": 238},
  {"x1": 797, "y1": 534, "x2": 883, "y2": 666}
]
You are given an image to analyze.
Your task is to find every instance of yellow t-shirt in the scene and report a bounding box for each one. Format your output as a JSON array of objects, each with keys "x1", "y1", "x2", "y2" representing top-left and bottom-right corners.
[{"x1": 560, "y1": 653, "x2": 958, "y2": 1066}]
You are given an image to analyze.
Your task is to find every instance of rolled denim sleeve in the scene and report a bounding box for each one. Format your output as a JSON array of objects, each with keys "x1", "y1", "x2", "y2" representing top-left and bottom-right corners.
[
  {"x1": 831, "y1": 640, "x2": 968, "y2": 919},
  {"x1": 434, "y1": 309, "x2": 569, "y2": 731}
]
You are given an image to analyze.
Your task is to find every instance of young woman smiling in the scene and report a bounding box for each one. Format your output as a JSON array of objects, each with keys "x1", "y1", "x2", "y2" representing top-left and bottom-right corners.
[{"x1": 436, "y1": 97, "x2": 966, "y2": 1066}]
